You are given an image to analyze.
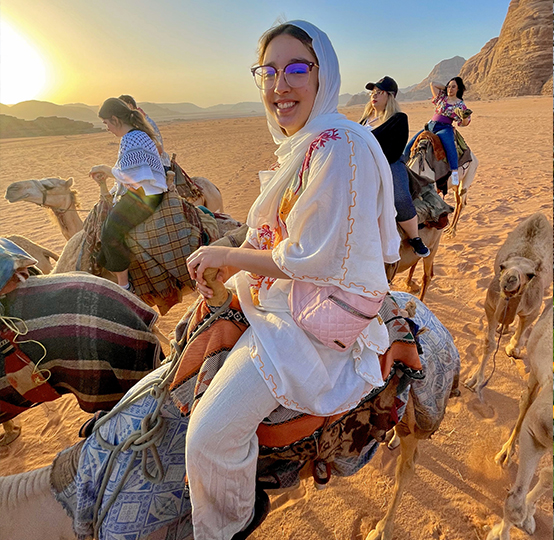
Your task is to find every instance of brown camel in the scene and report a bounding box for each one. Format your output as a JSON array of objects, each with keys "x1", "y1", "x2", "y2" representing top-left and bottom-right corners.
[
  {"x1": 486, "y1": 303, "x2": 553, "y2": 539},
  {"x1": 464, "y1": 213, "x2": 552, "y2": 400},
  {"x1": 5, "y1": 177, "x2": 83, "y2": 240},
  {"x1": 386, "y1": 180, "x2": 454, "y2": 301}
]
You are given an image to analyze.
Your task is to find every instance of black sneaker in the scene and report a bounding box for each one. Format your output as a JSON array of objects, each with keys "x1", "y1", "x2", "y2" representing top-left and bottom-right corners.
[
  {"x1": 231, "y1": 486, "x2": 270, "y2": 539},
  {"x1": 408, "y1": 237, "x2": 430, "y2": 258}
]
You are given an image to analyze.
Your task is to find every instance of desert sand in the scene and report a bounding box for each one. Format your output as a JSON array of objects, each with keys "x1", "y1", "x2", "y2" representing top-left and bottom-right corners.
[{"x1": 0, "y1": 96, "x2": 552, "y2": 540}]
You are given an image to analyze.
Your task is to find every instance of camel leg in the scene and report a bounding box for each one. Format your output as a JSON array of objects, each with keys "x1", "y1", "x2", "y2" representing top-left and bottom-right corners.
[
  {"x1": 444, "y1": 183, "x2": 463, "y2": 238},
  {"x1": 365, "y1": 433, "x2": 419, "y2": 540},
  {"x1": 494, "y1": 375, "x2": 539, "y2": 467},
  {"x1": 418, "y1": 248, "x2": 437, "y2": 301},
  {"x1": 0, "y1": 420, "x2": 21, "y2": 446},
  {"x1": 505, "y1": 309, "x2": 539, "y2": 359},
  {"x1": 487, "y1": 388, "x2": 552, "y2": 539},
  {"x1": 463, "y1": 297, "x2": 499, "y2": 400},
  {"x1": 405, "y1": 262, "x2": 419, "y2": 293}
]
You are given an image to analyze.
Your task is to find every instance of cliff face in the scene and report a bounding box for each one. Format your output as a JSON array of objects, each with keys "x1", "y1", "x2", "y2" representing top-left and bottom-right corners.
[
  {"x1": 399, "y1": 56, "x2": 467, "y2": 102},
  {"x1": 459, "y1": 0, "x2": 552, "y2": 98}
]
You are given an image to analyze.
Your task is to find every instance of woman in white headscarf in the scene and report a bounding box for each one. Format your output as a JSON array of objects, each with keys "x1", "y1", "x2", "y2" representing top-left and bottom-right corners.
[{"x1": 185, "y1": 20, "x2": 400, "y2": 539}]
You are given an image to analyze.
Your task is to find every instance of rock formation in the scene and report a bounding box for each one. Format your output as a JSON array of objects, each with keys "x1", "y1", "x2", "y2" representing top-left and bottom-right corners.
[
  {"x1": 459, "y1": 0, "x2": 552, "y2": 98},
  {"x1": 399, "y1": 56, "x2": 467, "y2": 102}
]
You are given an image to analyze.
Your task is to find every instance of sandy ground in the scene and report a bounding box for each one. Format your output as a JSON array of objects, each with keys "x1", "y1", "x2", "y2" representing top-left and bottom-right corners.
[{"x1": 0, "y1": 96, "x2": 552, "y2": 540}]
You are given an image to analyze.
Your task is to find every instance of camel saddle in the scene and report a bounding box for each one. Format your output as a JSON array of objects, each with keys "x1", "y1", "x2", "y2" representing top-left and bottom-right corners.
[{"x1": 169, "y1": 293, "x2": 423, "y2": 479}]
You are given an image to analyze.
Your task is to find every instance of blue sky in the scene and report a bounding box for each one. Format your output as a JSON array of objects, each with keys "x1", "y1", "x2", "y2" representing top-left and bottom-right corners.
[{"x1": 0, "y1": 0, "x2": 510, "y2": 106}]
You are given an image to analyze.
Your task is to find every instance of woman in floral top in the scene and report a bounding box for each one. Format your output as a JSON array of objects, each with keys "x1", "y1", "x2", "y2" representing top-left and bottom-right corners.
[
  {"x1": 184, "y1": 20, "x2": 400, "y2": 540},
  {"x1": 403, "y1": 77, "x2": 471, "y2": 186}
]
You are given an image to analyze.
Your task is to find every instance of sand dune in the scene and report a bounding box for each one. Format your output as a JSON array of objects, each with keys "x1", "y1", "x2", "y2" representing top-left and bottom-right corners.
[{"x1": 0, "y1": 96, "x2": 551, "y2": 539}]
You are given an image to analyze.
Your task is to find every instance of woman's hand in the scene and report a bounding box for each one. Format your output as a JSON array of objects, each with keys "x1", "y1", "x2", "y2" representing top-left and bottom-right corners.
[
  {"x1": 89, "y1": 165, "x2": 113, "y2": 184},
  {"x1": 186, "y1": 246, "x2": 231, "y2": 298}
]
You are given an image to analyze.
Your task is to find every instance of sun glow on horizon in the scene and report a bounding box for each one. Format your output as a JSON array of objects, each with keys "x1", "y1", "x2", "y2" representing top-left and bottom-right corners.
[{"x1": 0, "y1": 19, "x2": 49, "y2": 104}]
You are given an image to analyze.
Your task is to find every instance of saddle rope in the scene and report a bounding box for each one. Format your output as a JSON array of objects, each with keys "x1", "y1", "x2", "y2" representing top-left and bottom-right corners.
[
  {"x1": 481, "y1": 297, "x2": 510, "y2": 389},
  {"x1": 0, "y1": 304, "x2": 50, "y2": 380},
  {"x1": 91, "y1": 290, "x2": 233, "y2": 538}
]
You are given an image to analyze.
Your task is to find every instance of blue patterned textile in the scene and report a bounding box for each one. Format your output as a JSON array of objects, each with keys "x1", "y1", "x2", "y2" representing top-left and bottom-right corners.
[{"x1": 391, "y1": 292, "x2": 460, "y2": 432}]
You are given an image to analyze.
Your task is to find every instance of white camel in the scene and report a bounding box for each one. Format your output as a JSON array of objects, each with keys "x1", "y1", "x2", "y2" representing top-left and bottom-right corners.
[
  {"x1": 486, "y1": 303, "x2": 553, "y2": 540},
  {"x1": 406, "y1": 134, "x2": 479, "y2": 238},
  {"x1": 0, "y1": 291, "x2": 459, "y2": 540},
  {"x1": 464, "y1": 213, "x2": 552, "y2": 400}
]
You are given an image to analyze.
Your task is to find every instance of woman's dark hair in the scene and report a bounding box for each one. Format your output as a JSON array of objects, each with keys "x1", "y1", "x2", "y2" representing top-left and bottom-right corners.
[
  {"x1": 98, "y1": 98, "x2": 157, "y2": 142},
  {"x1": 257, "y1": 23, "x2": 317, "y2": 65},
  {"x1": 118, "y1": 94, "x2": 138, "y2": 109},
  {"x1": 447, "y1": 77, "x2": 466, "y2": 99}
]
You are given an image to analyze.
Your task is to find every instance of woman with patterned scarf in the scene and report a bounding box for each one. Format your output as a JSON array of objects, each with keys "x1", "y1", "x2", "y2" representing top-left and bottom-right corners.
[
  {"x1": 184, "y1": 21, "x2": 400, "y2": 539},
  {"x1": 89, "y1": 98, "x2": 167, "y2": 291}
]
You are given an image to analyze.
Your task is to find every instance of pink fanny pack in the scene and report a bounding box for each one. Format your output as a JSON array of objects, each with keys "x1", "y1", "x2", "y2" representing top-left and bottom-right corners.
[{"x1": 288, "y1": 280, "x2": 385, "y2": 351}]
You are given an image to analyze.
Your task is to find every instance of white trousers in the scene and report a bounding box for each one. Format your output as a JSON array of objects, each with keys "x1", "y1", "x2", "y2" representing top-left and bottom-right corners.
[{"x1": 185, "y1": 330, "x2": 279, "y2": 540}]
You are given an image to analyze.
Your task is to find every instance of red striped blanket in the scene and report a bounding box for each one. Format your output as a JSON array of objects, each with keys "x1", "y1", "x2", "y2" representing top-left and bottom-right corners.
[{"x1": 0, "y1": 273, "x2": 162, "y2": 423}]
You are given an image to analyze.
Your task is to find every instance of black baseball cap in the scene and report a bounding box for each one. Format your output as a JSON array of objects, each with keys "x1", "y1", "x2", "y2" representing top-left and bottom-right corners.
[{"x1": 365, "y1": 76, "x2": 398, "y2": 97}]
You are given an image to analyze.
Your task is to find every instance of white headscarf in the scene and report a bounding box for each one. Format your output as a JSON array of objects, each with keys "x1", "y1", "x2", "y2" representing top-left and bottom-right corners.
[{"x1": 247, "y1": 20, "x2": 399, "y2": 264}]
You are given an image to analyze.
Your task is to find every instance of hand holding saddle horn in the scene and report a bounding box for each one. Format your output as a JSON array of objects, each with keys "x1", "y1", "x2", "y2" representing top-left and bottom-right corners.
[{"x1": 202, "y1": 267, "x2": 229, "y2": 307}]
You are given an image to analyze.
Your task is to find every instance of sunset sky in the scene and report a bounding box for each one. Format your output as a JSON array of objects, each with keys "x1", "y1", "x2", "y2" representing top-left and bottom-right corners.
[{"x1": 0, "y1": 0, "x2": 510, "y2": 107}]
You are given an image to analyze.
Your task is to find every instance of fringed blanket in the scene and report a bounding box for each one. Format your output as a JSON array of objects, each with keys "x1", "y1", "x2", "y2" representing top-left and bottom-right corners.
[{"x1": 0, "y1": 273, "x2": 161, "y2": 423}]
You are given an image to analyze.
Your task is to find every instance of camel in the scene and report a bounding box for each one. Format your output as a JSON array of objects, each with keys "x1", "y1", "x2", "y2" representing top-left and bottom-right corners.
[
  {"x1": 5, "y1": 177, "x2": 245, "y2": 313},
  {"x1": 387, "y1": 225, "x2": 443, "y2": 302},
  {"x1": 386, "y1": 180, "x2": 454, "y2": 301},
  {"x1": 406, "y1": 133, "x2": 479, "y2": 238},
  {"x1": 5, "y1": 173, "x2": 224, "y2": 239},
  {"x1": 486, "y1": 303, "x2": 553, "y2": 540},
  {"x1": 4, "y1": 235, "x2": 59, "y2": 274},
  {"x1": 464, "y1": 213, "x2": 552, "y2": 400},
  {"x1": 0, "y1": 288, "x2": 460, "y2": 540},
  {"x1": 5, "y1": 177, "x2": 83, "y2": 241}
]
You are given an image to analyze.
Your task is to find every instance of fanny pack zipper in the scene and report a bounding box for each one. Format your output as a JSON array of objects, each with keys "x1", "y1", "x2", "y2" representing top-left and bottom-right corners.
[{"x1": 328, "y1": 295, "x2": 376, "y2": 320}]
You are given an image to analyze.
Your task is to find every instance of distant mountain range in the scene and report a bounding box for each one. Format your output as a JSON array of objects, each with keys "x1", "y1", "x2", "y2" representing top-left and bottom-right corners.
[
  {"x1": 2, "y1": 0, "x2": 550, "y2": 141},
  {"x1": 0, "y1": 93, "x2": 355, "y2": 129},
  {"x1": 0, "y1": 114, "x2": 101, "y2": 139}
]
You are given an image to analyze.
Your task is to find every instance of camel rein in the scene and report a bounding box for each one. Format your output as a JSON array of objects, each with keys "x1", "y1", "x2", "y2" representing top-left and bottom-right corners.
[
  {"x1": 90, "y1": 284, "x2": 233, "y2": 538},
  {"x1": 30, "y1": 179, "x2": 88, "y2": 215},
  {"x1": 481, "y1": 297, "x2": 510, "y2": 389}
]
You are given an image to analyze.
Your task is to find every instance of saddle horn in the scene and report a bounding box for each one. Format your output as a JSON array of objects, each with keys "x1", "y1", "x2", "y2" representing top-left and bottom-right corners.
[{"x1": 202, "y1": 267, "x2": 229, "y2": 307}]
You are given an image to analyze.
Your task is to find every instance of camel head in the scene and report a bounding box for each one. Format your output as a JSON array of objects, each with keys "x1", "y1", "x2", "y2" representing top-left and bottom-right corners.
[
  {"x1": 498, "y1": 256, "x2": 538, "y2": 298},
  {"x1": 5, "y1": 177, "x2": 78, "y2": 213}
]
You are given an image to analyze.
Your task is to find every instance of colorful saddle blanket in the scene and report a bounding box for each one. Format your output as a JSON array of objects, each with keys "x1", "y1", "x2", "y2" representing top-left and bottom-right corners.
[{"x1": 169, "y1": 293, "x2": 424, "y2": 462}]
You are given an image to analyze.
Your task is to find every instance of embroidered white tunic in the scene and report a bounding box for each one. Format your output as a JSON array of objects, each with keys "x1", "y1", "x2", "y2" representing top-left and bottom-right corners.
[{"x1": 230, "y1": 125, "x2": 400, "y2": 416}]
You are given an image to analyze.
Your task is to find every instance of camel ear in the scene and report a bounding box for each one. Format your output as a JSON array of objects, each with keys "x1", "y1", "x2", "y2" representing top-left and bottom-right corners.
[{"x1": 66, "y1": 177, "x2": 74, "y2": 188}]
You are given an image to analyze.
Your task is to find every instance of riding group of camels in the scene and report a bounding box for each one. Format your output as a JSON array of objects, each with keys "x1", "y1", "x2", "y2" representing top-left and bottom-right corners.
[{"x1": 0, "y1": 132, "x2": 551, "y2": 540}]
